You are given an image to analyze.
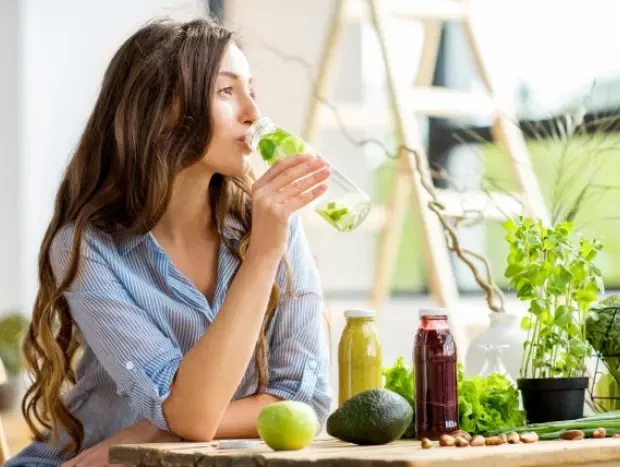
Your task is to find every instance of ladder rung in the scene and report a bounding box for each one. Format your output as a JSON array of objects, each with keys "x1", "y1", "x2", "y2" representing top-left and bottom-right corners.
[
  {"x1": 317, "y1": 89, "x2": 495, "y2": 129},
  {"x1": 411, "y1": 87, "x2": 495, "y2": 117},
  {"x1": 346, "y1": 0, "x2": 467, "y2": 23},
  {"x1": 434, "y1": 189, "x2": 524, "y2": 221}
]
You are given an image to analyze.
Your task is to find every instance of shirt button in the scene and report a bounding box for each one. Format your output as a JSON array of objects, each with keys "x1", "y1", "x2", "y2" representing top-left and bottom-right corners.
[
  {"x1": 125, "y1": 361, "x2": 135, "y2": 371},
  {"x1": 308, "y1": 360, "x2": 317, "y2": 370}
]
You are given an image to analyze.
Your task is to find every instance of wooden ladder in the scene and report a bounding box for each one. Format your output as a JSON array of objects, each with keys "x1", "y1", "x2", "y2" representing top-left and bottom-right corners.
[{"x1": 301, "y1": 0, "x2": 549, "y2": 311}]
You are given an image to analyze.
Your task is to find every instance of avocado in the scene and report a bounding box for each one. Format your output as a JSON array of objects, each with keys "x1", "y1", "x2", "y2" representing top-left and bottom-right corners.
[{"x1": 326, "y1": 389, "x2": 413, "y2": 445}]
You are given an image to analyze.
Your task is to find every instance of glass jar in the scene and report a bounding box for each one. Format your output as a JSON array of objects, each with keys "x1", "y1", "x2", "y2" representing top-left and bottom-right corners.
[
  {"x1": 245, "y1": 116, "x2": 371, "y2": 232},
  {"x1": 338, "y1": 309, "x2": 383, "y2": 406},
  {"x1": 413, "y1": 308, "x2": 459, "y2": 439}
]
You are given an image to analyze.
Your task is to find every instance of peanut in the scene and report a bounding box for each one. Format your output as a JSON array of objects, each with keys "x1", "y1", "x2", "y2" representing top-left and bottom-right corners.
[
  {"x1": 593, "y1": 428, "x2": 606, "y2": 439},
  {"x1": 499, "y1": 433, "x2": 508, "y2": 444},
  {"x1": 455, "y1": 436, "x2": 470, "y2": 448},
  {"x1": 471, "y1": 435, "x2": 485, "y2": 447},
  {"x1": 452, "y1": 430, "x2": 472, "y2": 442},
  {"x1": 560, "y1": 430, "x2": 584, "y2": 441},
  {"x1": 507, "y1": 432, "x2": 521, "y2": 444},
  {"x1": 439, "y1": 434, "x2": 456, "y2": 447},
  {"x1": 520, "y1": 432, "x2": 539, "y2": 443},
  {"x1": 485, "y1": 436, "x2": 503, "y2": 446},
  {"x1": 421, "y1": 438, "x2": 433, "y2": 449}
]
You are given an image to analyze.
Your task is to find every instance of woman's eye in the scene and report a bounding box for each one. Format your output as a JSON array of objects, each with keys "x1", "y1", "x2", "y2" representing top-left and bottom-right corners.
[{"x1": 219, "y1": 86, "x2": 233, "y2": 96}]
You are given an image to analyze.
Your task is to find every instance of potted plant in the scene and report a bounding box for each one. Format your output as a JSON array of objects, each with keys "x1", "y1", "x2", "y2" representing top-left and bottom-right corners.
[
  {"x1": 503, "y1": 216, "x2": 603, "y2": 423},
  {"x1": 0, "y1": 311, "x2": 29, "y2": 412}
]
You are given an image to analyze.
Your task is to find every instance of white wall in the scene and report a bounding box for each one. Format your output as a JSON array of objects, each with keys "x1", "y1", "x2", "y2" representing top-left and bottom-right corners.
[
  {"x1": 4, "y1": 0, "x2": 206, "y2": 316},
  {"x1": 0, "y1": 0, "x2": 21, "y2": 313}
]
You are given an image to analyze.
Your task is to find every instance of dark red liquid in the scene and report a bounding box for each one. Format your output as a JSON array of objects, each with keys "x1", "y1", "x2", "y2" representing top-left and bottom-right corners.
[{"x1": 413, "y1": 316, "x2": 458, "y2": 439}]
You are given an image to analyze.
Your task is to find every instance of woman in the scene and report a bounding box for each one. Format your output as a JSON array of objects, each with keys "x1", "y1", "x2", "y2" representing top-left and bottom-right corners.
[{"x1": 7, "y1": 16, "x2": 332, "y2": 467}]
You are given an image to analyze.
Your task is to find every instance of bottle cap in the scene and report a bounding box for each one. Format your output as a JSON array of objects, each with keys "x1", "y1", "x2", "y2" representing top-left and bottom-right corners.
[
  {"x1": 419, "y1": 308, "x2": 450, "y2": 318},
  {"x1": 344, "y1": 309, "x2": 376, "y2": 319}
]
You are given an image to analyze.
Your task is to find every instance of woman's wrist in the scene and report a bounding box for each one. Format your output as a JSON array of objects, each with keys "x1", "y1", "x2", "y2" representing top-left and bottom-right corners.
[{"x1": 244, "y1": 245, "x2": 283, "y2": 269}]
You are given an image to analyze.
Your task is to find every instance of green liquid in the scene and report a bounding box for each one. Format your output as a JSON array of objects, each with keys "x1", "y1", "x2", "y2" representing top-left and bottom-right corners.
[
  {"x1": 256, "y1": 129, "x2": 370, "y2": 232},
  {"x1": 338, "y1": 317, "x2": 383, "y2": 406},
  {"x1": 257, "y1": 128, "x2": 306, "y2": 165}
]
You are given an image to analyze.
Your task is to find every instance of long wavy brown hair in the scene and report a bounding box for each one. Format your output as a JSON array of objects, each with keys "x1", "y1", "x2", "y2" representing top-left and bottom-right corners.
[{"x1": 20, "y1": 16, "x2": 285, "y2": 456}]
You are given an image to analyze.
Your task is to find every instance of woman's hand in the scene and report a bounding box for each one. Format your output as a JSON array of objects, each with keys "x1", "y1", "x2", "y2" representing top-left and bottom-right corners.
[
  {"x1": 249, "y1": 153, "x2": 330, "y2": 260},
  {"x1": 60, "y1": 420, "x2": 180, "y2": 467}
]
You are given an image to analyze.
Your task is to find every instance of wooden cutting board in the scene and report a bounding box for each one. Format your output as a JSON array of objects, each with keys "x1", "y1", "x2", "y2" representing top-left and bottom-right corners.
[{"x1": 109, "y1": 436, "x2": 620, "y2": 467}]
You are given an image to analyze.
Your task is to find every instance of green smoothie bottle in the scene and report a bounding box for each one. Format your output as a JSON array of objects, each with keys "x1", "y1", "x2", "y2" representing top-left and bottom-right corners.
[
  {"x1": 337, "y1": 309, "x2": 383, "y2": 406},
  {"x1": 245, "y1": 116, "x2": 371, "y2": 232}
]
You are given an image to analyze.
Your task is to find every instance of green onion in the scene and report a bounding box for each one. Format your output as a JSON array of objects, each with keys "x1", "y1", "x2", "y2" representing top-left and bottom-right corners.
[{"x1": 490, "y1": 411, "x2": 620, "y2": 439}]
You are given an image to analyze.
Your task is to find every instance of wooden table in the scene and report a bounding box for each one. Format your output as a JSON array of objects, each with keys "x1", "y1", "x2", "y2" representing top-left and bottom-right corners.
[{"x1": 109, "y1": 436, "x2": 620, "y2": 467}]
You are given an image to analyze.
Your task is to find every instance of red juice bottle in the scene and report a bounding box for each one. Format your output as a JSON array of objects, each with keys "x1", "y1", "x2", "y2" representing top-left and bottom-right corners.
[{"x1": 413, "y1": 308, "x2": 459, "y2": 439}]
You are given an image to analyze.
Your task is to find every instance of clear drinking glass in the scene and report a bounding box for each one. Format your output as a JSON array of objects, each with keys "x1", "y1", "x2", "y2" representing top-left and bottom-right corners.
[{"x1": 245, "y1": 116, "x2": 371, "y2": 232}]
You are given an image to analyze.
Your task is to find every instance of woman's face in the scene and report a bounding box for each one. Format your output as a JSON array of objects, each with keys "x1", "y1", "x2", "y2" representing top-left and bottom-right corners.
[{"x1": 202, "y1": 42, "x2": 260, "y2": 177}]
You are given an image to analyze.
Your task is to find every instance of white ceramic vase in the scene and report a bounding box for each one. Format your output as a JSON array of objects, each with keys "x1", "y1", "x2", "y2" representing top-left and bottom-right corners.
[{"x1": 465, "y1": 311, "x2": 526, "y2": 382}]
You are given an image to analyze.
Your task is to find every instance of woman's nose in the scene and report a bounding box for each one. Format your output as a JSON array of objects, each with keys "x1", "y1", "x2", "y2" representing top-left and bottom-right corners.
[{"x1": 242, "y1": 95, "x2": 261, "y2": 125}]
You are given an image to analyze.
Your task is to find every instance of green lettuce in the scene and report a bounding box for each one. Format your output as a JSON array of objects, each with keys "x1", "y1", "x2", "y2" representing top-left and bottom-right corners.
[
  {"x1": 382, "y1": 356, "x2": 415, "y2": 438},
  {"x1": 382, "y1": 357, "x2": 525, "y2": 438},
  {"x1": 457, "y1": 367, "x2": 525, "y2": 434}
]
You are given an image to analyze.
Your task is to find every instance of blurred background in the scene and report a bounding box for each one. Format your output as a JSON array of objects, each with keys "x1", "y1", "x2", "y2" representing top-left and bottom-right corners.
[{"x1": 1, "y1": 0, "x2": 620, "y2": 455}]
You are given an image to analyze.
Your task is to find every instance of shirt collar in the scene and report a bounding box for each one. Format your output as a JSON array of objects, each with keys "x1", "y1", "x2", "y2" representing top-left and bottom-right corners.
[{"x1": 115, "y1": 214, "x2": 247, "y2": 256}]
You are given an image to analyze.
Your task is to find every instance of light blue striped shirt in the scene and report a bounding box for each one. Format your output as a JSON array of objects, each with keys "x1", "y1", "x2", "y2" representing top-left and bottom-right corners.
[{"x1": 6, "y1": 214, "x2": 332, "y2": 466}]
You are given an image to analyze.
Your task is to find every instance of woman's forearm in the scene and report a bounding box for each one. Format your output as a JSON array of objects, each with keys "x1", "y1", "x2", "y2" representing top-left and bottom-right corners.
[
  {"x1": 215, "y1": 393, "x2": 281, "y2": 439},
  {"x1": 163, "y1": 250, "x2": 281, "y2": 441}
]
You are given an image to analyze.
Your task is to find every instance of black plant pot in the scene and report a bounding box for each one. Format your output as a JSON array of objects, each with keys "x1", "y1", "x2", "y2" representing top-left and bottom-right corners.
[{"x1": 518, "y1": 377, "x2": 588, "y2": 423}]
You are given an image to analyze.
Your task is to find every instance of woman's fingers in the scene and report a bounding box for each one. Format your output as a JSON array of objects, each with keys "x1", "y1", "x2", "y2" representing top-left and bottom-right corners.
[
  {"x1": 252, "y1": 153, "x2": 314, "y2": 192},
  {"x1": 269, "y1": 157, "x2": 328, "y2": 194},
  {"x1": 282, "y1": 183, "x2": 329, "y2": 215},
  {"x1": 274, "y1": 165, "x2": 331, "y2": 203}
]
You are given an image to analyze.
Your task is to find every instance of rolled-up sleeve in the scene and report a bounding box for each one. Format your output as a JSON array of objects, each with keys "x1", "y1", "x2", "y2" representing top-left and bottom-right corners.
[
  {"x1": 50, "y1": 227, "x2": 182, "y2": 431},
  {"x1": 265, "y1": 216, "x2": 332, "y2": 427}
]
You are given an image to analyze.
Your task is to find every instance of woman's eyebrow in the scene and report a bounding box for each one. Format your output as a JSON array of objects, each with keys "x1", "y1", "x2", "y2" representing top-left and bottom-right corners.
[{"x1": 218, "y1": 71, "x2": 252, "y2": 84}]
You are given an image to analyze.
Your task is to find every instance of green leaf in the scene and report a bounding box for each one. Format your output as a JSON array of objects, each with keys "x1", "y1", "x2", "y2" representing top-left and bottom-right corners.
[
  {"x1": 556, "y1": 221, "x2": 575, "y2": 237},
  {"x1": 540, "y1": 308, "x2": 552, "y2": 325},
  {"x1": 554, "y1": 305, "x2": 571, "y2": 326},
  {"x1": 575, "y1": 282, "x2": 599, "y2": 303},
  {"x1": 521, "y1": 316, "x2": 534, "y2": 330},
  {"x1": 503, "y1": 218, "x2": 518, "y2": 233},
  {"x1": 553, "y1": 264, "x2": 573, "y2": 288},
  {"x1": 567, "y1": 322, "x2": 581, "y2": 337},
  {"x1": 505, "y1": 263, "x2": 525, "y2": 279},
  {"x1": 257, "y1": 138, "x2": 277, "y2": 162},
  {"x1": 532, "y1": 271, "x2": 547, "y2": 287},
  {"x1": 530, "y1": 299, "x2": 546, "y2": 316}
]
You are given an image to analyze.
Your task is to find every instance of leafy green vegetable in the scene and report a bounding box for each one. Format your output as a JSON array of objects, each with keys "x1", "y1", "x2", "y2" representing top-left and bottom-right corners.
[
  {"x1": 596, "y1": 294, "x2": 620, "y2": 307},
  {"x1": 587, "y1": 295, "x2": 620, "y2": 411},
  {"x1": 382, "y1": 358, "x2": 525, "y2": 438},
  {"x1": 503, "y1": 217, "x2": 604, "y2": 379},
  {"x1": 457, "y1": 366, "x2": 525, "y2": 434},
  {"x1": 382, "y1": 356, "x2": 415, "y2": 438},
  {"x1": 594, "y1": 373, "x2": 620, "y2": 411}
]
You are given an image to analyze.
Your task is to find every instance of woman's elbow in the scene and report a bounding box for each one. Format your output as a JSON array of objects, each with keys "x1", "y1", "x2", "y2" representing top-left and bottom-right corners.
[{"x1": 162, "y1": 394, "x2": 221, "y2": 442}]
